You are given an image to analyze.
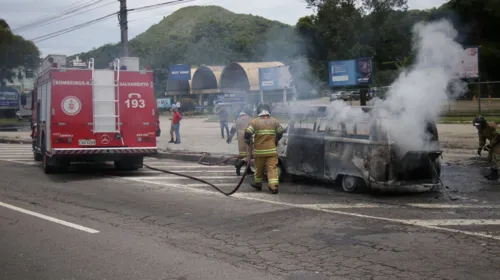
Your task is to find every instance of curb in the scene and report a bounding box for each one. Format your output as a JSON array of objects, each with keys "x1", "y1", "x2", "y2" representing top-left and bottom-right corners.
[
  {"x1": 153, "y1": 149, "x2": 239, "y2": 165},
  {"x1": 0, "y1": 137, "x2": 32, "y2": 144}
]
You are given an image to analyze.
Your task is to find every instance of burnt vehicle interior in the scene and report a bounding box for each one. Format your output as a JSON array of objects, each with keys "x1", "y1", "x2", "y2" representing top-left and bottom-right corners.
[{"x1": 285, "y1": 118, "x2": 326, "y2": 177}]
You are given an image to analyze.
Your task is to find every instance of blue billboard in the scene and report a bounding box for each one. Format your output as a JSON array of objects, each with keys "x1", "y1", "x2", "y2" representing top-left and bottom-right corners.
[
  {"x1": 169, "y1": 64, "x2": 191, "y2": 81},
  {"x1": 156, "y1": 98, "x2": 172, "y2": 109},
  {"x1": 0, "y1": 86, "x2": 19, "y2": 108},
  {"x1": 258, "y1": 66, "x2": 291, "y2": 91},
  {"x1": 329, "y1": 57, "x2": 373, "y2": 87},
  {"x1": 259, "y1": 67, "x2": 280, "y2": 91}
]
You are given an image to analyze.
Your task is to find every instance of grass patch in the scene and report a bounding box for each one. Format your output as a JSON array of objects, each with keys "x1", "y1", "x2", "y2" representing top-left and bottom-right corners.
[
  {"x1": 439, "y1": 116, "x2": 500, "y2": 124},
  {"x1": 0, "y1": 118, "x2": 23, "y2": 125}
]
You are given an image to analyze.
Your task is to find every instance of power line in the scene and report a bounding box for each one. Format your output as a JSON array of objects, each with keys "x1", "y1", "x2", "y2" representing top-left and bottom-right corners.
[
  {"x1": 15, "y1": 0, "x2": 116, "y2": 33},
  {"x1": 13, "y1": 0, "x2": 110, "y2": 33},
  {"x1": 31, "y1": 12, "x2": 118, "y2": 43},
  {"x1": 128, "y1": 0, "x2": 196, "y2": 13},
  {"x1": 29, "y1": 0, "x2": 196, "y2": 43},
  {"x1": 11, "y1": 0, "x2": 91, "y2": 30}
]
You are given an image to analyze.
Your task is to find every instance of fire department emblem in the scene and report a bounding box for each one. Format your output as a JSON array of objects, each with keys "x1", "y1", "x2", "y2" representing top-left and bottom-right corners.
[
  {"x1": 100, "y1": 134, "x2": 111, "y2": 144},
  {"x1": 61, "y1": 96, "x2": 81, "y2": 116}
]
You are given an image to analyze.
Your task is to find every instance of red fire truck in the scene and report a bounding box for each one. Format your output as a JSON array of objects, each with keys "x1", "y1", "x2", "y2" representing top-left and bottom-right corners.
[{"x1": 28, "y1": 55, "x2": 158, "y2": 173}]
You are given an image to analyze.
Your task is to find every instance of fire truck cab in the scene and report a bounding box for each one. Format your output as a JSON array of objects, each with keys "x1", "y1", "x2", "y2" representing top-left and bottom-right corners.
[{"x1": 31, "y1": 54, "x2": 158, "y2": 173}]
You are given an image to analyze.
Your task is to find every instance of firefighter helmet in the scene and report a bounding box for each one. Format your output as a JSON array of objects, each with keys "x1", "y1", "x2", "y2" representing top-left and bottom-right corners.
[
  {"x1": 473, "y1": 115, "x2": 486, "y2": 128},
  {"x1": 257, "y1": 102, "x2": 271, "y2": 117}
]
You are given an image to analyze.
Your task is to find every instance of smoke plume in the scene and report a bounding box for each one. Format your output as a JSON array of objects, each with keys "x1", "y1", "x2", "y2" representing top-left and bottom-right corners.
[{"x1": 327, "y1": 19, "x2": 467, "y2": 152}]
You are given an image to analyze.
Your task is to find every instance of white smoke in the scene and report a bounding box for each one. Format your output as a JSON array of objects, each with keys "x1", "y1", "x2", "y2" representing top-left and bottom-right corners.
[{"x1": 326, "y1": 19, "x2": 467, "y2": 152}]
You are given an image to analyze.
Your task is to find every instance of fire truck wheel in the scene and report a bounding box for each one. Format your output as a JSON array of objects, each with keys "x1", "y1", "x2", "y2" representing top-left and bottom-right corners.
[
  {"x1": 43, "y1": 152, "x2": 56, "y2": 174},
  {"x1": 114, "y1": 157, "x2": 143, "y2": 171},
  {"x1": 33, "y1": 151, "x2": 43, "y2": 162}
]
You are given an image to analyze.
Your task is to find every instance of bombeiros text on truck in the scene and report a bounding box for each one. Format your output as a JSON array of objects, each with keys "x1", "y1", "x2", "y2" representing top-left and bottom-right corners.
[{"x1": 23, "y1": 54, "x2": 159, "y2": 173}]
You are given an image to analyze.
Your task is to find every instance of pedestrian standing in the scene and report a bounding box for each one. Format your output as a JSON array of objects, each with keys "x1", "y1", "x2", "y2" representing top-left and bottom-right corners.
[
  {"x1": 171, "y1": 106, "x2": 182, "y2": 144},
  {"x1": 168, "y1": 105, "x2": 176, "y2": 143},
  {"x1": 217, "y1": 105, "x2": 229, "y2": 139}
]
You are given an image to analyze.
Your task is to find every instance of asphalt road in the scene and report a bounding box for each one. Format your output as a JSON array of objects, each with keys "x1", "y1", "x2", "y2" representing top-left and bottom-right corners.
[{"x1": 1, "y1": 144, "x2": 500, "y2": 280}]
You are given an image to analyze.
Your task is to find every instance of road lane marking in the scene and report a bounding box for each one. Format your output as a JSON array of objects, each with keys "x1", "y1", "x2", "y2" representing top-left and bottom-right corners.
[
  {"x1": 0, "y1": 201, "x2": 99, "y2": 234},
  {"x1": 230, "y1": 195, "x2": 500, "y2": 241},
  {"x1": 131, "y1": 175, "x2": 238, "y2": 180},
  {"x1": 121, "y1": 177, "x2": 500, "y2": 241},
  {"x1": 407, "y1": 219, "x2": 500, "y2": 226},
  {"x1": 1, "y1": 160, "x2": 37, "y2": 165},
  {"x1": 124, "y1": 177, "x2": 237, "y2": 189}
]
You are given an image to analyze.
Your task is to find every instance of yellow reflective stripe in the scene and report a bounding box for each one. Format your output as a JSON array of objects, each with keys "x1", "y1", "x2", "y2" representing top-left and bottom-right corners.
[
  {"x1": 246, "y1": 126, "x2": 255, "y2": 133},
  {"x1": 276, "y1": 126, "x2": 283, "y2": 133},
  {"x1": 255, "y1": 129, "x2": 275, "y2": 135},
  {"x1": 254, "y1": 177, "x2": 263, "y2": 183},
  {"x1": 268, "y1": 179, "x2": 279, "y2": 184},
  {"x1": 254, "y1": 148, "x2": 276, "y2": 154},
  {"x1": 239, "y1": 152, "x2": 248, "y2": 156}
]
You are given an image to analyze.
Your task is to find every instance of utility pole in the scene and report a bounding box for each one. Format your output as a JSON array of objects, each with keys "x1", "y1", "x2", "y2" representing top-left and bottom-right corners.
[{"x1": 118, "y1": 0, "x2": 128, "y2": 57}]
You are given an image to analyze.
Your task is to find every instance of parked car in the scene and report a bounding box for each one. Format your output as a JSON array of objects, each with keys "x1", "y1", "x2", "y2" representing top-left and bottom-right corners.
[{"x1": 330, "y1": 91, "x2": 347, "y2": 101}]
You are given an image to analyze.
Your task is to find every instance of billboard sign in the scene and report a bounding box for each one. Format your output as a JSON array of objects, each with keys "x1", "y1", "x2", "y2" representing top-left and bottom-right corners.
[
  {"x1": 0, "y1": 86, "x2": 19, "y2": 108},
  {"x1": 259, "y1": 66, "x2": 292, "y2": 91},
  {"x1": 329, "y1": 60, "x2": 357, "y2": 86},
  {"x1": 169, "y1": 64, "x2": 191, "y2": 81},
  {"x1": 356, "y1": 57, "x2": 373, "y2": 85},
  {"x1": 156, "y1": 98, "x2": 172, "y2": 109},
  {"x1": 458, "y1": 47, "x2": 479, "y2": 79},
  {"x1": 217, "y1": 93, "x2": 245, "y2": 103},
  {"x1": 329, "y1": 58, "x2": 374, "y2": 87}
]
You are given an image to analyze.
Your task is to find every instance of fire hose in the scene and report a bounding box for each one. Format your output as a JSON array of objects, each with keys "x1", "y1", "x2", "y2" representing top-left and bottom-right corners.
[{"x1": 143, "y1": 144, "x2": 253, "y2": 196}]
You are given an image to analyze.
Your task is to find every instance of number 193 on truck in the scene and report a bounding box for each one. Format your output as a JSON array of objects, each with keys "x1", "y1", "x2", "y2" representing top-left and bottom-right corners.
[{"x1": 28, "y1": 55, "x2": 158, "y2": 173}]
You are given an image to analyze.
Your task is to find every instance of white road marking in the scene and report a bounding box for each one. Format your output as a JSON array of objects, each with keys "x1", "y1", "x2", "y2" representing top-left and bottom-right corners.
[
  {"x1": 407, "y1": 219, "x2": 500, "y2": 226},
  {"x1": 1, "y1": 160, "x2": 38, "y2": 165},
  {"x1": 0, "y1": 201, "x2": 99, "y2": 234},
  {"x1": 124, "y1": 177, "x2": 237, "y2": 188},
  {"x1": 407, "y1": 203, "x2": 500, "y2": 209},
  {"x1": 154, "y1": 170, "x2": 235, "y2": 173},
  {"x1": 122, "y1": 176, "x2": 500, "y2": 241},
  {"x1": 144, "y1": 163, "x2": 228, "y2": 168},
  {"x1": 131, "y1": 175, "x2": 238, "y2": 180}
]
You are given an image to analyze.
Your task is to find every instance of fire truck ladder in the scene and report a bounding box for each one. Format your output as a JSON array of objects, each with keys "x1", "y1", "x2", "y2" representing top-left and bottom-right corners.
[{"x1": 90, "y1": 58, "x2": 123, "y2": 144}]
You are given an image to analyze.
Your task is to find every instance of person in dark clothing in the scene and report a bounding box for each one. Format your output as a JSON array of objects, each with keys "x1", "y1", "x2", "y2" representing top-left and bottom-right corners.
[{"x1": 218, "y1": 106, "x2": 229, "y2": 139}]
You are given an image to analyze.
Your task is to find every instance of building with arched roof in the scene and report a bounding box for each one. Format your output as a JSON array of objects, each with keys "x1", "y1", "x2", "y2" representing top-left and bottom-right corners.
[
  {"x1": 191, "y1": 66, "x2": 224, "y2": 94},
  {"x1": 190, "y1": 65, "x2": 224, "y2": 107},
  {"x1": 219, "y1": 62, "x2": 285, "y2": 94}
]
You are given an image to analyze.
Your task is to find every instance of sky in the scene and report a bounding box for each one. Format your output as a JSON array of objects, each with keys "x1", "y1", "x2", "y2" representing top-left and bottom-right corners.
[{"x1": 2, "y1": 0, "x2": 447, "y2": 56}]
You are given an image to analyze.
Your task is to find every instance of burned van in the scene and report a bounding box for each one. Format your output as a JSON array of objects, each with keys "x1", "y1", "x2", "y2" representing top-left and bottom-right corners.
[{"x1": 277, "y1": 108, "x2": 442, "y2": 193}]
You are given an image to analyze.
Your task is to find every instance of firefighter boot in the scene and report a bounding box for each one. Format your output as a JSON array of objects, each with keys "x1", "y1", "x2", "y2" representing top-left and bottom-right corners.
[
  {"x1": 250, "y1": 183, "x2": 262, "y2": 191},
  {"x1": 268, "y1": 186, "x2": 279, "y2": 194},
  {"x1": 484, "y1": 168, "x2": 499, "y2": 180},
  {"x1": 235, "y1": 160, "x2": 245, "y2": 176}
]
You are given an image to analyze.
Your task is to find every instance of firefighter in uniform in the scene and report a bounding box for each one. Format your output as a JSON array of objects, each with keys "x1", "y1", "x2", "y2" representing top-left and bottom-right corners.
[
  {"x1": 244, "y1": 103, "x2": 284, "y2": 194},
  {"x1": 474, "y1": 115, "x2": 500, "y2": 180},
  {"x1": 227, "y1": 105, "x2": 254, "y2": 175}
]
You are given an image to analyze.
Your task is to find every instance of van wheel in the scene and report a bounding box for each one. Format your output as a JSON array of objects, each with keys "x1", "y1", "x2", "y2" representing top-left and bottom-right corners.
[{"x1": 341, "y1": 175, "x2": 365, "y2": 193}]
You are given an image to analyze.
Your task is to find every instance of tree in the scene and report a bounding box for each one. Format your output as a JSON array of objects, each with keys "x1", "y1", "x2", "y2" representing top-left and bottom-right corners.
[{"x1": 0, "y1": 19, "x2": 40, "y2": 85}]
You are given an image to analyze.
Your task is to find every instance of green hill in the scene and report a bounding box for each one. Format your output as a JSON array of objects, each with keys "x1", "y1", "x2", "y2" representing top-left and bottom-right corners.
[{"x1": 73, "y1": 5, "x2": 300, "y2": 93}]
